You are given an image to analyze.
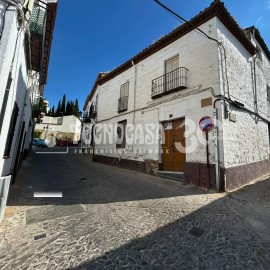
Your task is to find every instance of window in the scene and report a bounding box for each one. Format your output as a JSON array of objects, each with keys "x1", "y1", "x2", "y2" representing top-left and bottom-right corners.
[
  {"x1": 116, "y1": 120, "x2": 127, "y2": 148},
  {"x1": 267, "y1": 85, "x2": 270, "y2": 102},
  {"x1": 118, "y1": 82, "x2": 129, "y2": 112},
  {"x1": 4, "y1": 102, "x2": 19, "y2": 158},
  {"x1": 0, "y1": 72, "x2": 13, "y2": 134},
  {"x1": 165, "y1": 55, "x2": 179, "y2": 74},
  {"x1": 164, "y1": 55, "x2": 180, "y2": 92}
]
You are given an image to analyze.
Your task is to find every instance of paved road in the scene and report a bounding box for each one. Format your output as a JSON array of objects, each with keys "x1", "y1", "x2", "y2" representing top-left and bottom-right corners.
[{"x1": 0, "y1": 148, "x2": 270, "y2": 269}]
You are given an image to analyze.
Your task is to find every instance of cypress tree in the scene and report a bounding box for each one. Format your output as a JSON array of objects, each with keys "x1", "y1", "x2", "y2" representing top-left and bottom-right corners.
[
  {"x1": 66, "y1": 101, "x2": 71, "y2": 115},
  {"x1": 61, "y1": 94, "x2": 66, "y2": 115},
  {"x1": 51, "y1": 106, "x2": 55, "y2": 117},
  {"x1": 55, "y1": 100, "x2": 61, "y2": 116},
  {"x1": 74, "y1": 99, "x2": 80, "y2": 117}
]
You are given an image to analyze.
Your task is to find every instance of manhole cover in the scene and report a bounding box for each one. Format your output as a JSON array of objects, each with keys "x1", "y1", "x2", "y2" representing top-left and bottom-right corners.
[
  {"x1": 188, "y1": 227, "x2": 204, "y2": 238},
  {"x1": 34, "y1": 233, "x2": 46, "y2": 240}
]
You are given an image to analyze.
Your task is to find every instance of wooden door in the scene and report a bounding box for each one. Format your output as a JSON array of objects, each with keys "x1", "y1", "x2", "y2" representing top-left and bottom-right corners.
[{"x1": 162, "y1": 118, "x2": 186, "y2": 172}]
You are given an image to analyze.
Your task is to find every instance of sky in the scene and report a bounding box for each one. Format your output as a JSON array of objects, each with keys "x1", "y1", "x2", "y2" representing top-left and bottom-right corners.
[{"x1": 44, "y1": 0, "x2": 270, "y2": 111}]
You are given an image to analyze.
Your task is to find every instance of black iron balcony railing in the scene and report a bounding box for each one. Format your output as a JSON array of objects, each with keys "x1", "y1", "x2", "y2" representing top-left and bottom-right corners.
[
  {"x1": 118, "y1": 96, "x2": 128, "y2": 112},
  {"x1": 83, "y1": 111, "x2": 97, "y2": 123},
  {"x1": 151, "y1": 67, "x2": 188, "y2": 98}
]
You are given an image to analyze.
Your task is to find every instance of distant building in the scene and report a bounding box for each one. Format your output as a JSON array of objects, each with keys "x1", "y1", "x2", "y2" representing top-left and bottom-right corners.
[
  {"x1": 0, "y1": 0, "x2": 58, "y2": 221},
  {"x1": 35, "y1": 115, "x2": 82, "y2": 143},
  {"x1": 83, "y1": 0, "x2": 270, "y2": 191}
]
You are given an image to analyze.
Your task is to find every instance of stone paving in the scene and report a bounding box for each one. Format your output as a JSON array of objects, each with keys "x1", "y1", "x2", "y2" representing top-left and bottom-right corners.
[{"x1": 0, "y1": 149, "x2": 270, "y2": 269}]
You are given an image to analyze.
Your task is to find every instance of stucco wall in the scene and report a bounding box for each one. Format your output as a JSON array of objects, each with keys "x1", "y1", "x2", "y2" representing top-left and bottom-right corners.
[
  {"x1": 85, "y1": 18, "x2": 221, "y2": 165},
  {"x1": 217, "y1": 19, "x2": 270, "y2": 170},
  {"x1": 0, "y1": 7, "x2": 32, "y2": 177},
  {"x1": 35, "y1": 115, "x2": 81, "y2": 141},
  {"x1": 97, "y1": 18, "x2": 219, "y2": 121}
]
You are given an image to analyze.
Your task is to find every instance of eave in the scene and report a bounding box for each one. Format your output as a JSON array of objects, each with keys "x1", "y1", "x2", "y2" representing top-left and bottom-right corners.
[{"x1": 96, "y1": 0, "x2": 256, "y2": 86}]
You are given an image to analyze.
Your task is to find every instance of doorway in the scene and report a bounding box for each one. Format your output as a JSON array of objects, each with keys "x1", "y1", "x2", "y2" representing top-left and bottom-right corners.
[{"x1": 162, "y1": 118, "x2": 186, "y2": 172}]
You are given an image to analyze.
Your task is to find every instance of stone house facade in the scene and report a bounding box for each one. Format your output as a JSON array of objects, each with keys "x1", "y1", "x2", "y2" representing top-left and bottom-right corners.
[{"x1": 83, "y1": 0, "x2": 270, "y2": 191}]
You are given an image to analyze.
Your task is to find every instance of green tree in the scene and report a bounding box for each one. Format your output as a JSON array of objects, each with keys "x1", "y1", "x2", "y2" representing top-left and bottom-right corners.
[
  {"x1": 61, "y1": 94, "x2": 66, "y2": 115},
  {"x1": 74, "y1": 99, "x2": 80, "y2": 117},
  {"x1": 66, "y1": 101, "x2": 71, "y2": 115},
  {"x1": 40, "y1": 98, "x2": 47, "y2": 114},
  {"x1": 55, "y1": 100, "x2": 61, "y2": 116},
  {"x1": 51, "y1": 106, "x2": 55, "y2": 117},
  {"x1": 71, "y1": 101, "x2": 75, "y2": 115}
]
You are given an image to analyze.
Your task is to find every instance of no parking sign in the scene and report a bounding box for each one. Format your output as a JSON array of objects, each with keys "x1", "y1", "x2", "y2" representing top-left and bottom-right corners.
[{"x1": 199, "y1": 116, "x2": 213, "y2": 132}]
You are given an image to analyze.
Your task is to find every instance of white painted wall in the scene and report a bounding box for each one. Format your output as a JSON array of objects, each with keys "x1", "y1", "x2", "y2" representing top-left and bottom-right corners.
[
  {"x1": 217, "y1": 19, "x2": 270, "y2": 169},
  {"x1": 0, "y1": 6, "x2": 33, "y2": 177},
  {"x1": 35, "y1": 115, "x2": 82, "y2": 141},
  {"x1": 85, "y1": 16, "x2": 270, "y2": 176},
  {"x1": 85, "y1": 18, "x2": 221, "y2": 165}
]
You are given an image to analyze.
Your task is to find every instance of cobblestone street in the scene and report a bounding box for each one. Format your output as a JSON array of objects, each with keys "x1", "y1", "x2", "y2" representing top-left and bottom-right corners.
[{"x1": 0, "y1": 149, "x2": 270, "y2": 269}]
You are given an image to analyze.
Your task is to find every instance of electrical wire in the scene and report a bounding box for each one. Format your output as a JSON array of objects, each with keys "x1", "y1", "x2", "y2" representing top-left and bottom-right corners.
[
  {"x1": 153, "y1": 0, "x2": 221, "y2": 43},
  {"x1": 153, "y1": 0, "x2": 269, "y2": 124}
]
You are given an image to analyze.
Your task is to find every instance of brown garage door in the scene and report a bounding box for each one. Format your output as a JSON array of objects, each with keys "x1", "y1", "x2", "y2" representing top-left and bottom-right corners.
[{"x1": 162, "y1": 118, "x2": 186, "y2": 172}]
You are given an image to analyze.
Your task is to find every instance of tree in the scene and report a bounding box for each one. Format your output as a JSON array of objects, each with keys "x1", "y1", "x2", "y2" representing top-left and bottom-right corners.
[
  {"x1": 51, "y1": 106, "x2": 55, "y2": 117},
  {"x1": 61, "y1": 94, "x2": 66, "y2": 115},
  {"x1": 74, "y1": 99, "x2": 80, "y2": 117},
  {"x1": 40, "y1": 98, "x2": 47, "y2": 114},
  {"x1": 66, "y1": 101, "x2": 71, "y2": 115},
  {"x1": 70, "y1": 101, "x2": 75, "y2": 115},
  {"x1": 55, "y1": 100, "x2": 61, "y2": 117}
]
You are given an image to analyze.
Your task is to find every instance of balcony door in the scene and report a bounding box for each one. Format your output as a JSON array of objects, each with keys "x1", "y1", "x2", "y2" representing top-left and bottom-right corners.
[{"x1": 165, "y1": 55, "x2": 179, "y2": 91}]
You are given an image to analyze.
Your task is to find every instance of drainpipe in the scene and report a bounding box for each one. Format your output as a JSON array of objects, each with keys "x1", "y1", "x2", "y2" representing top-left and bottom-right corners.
[
  {"x1": 131, "y1": 60, "x2": 137, "y2": 151},
  {"x1": 213, "y1": 100, "x2": 221, "y2": 192},
  {"x1": 253, "y1": 54, "x2": 258, "y2": 123}
]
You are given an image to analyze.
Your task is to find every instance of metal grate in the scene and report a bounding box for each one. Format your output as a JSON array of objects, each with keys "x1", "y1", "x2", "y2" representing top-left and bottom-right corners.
[
  {"x1": 29, "y1": 5, "x2": 47, "y2": 38},
  {"x1": 152, "y1": 67, "x2": 188, "y2": 98}
]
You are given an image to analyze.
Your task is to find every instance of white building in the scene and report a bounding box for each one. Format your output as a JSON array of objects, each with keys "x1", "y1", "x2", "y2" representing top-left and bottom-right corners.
[
  {"x1": 35, "y1": 115, "x2": 81, "y2": 142},
  {"x1": 83, "y1": 0, "x2": 270, "y2": 191},
  {"x1": 0, "y1": 0, "x2": 58, "y2": 221}
]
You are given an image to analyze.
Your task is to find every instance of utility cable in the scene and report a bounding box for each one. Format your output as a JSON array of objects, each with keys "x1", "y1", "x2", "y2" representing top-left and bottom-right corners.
[{"x1": 153, "y1": 0, "x2": 268, "y2": 123}]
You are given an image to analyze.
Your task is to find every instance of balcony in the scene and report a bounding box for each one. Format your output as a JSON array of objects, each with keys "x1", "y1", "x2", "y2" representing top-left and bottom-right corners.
[
  {"x1": 25, "y1": 1, "x2": 58, "y2": 84},
  {"x1": 151, "y1": 67, "x2": 188, "y2": 98},
  {"x1": 83, "y1": 111, "x2": 97, "y2": 123},
  {"x1": 118, "y1": 96, "x2": 128, "y2": 113}
]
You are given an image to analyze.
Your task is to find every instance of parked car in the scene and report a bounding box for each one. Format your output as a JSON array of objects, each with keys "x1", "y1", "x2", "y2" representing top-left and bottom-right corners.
[{"x1": 32, "y1": 138, "x2": 47, "y2": 148}]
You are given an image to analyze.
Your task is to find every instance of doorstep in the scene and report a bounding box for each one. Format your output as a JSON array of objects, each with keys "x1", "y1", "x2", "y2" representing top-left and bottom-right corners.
[{"x1": 156, "y1": 171, "x2": 184, "y2": 182}]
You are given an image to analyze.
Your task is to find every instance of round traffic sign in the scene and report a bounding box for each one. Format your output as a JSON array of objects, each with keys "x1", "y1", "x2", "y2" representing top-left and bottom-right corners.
[{"x1": 199, "y1": 116, "x2": 213, "y2": 132}]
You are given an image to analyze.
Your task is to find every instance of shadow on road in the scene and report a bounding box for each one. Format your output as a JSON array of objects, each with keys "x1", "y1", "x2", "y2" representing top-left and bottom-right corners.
[
  {"x1": 7, "y1": 151, "x2": 206, "y2": 207},
  {"x1": 70, "y1": 178, "x2": 270, "y2": 269},
  {"x1": 3, "y1": 151, "x2": 270, "y2": 269}
]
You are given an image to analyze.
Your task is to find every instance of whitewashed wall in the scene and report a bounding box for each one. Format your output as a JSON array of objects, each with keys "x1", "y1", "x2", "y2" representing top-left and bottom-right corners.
[
  {"x1": 35, "y1": 116, "x2": 81, "y2": 141},
  {"x1": 0, "y1": 6, "x2": 32, "y2": 177},
  {"x1": 86, "y1": 18, "x2": 222, "y2": 164},
  {"x1": 217, "y1": 19, "x2": 270, "y2": 169}
]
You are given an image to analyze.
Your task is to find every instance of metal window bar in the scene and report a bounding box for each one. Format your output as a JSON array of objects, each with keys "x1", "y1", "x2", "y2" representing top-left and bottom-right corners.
[{"x1": 152, "y1": 67, "x2": 188, "y2": 98}]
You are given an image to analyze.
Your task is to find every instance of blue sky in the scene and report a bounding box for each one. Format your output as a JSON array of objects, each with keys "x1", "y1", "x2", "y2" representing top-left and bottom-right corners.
[{"x1": 44, "y1": 0, "x2": 270, "y2": 111}]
